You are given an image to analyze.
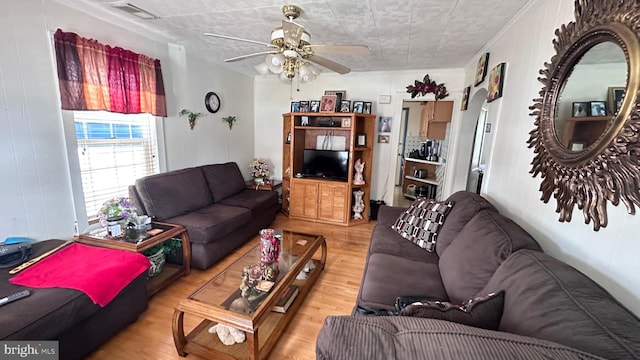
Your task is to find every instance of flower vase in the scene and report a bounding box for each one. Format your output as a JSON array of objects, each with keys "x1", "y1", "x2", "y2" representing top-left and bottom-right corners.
[
  {"x1": 254, "y1": 177, "x2": 265, "y2": 185},
  {"x1": 259, "y1": 229, "x2": 280, "y2": 281}
]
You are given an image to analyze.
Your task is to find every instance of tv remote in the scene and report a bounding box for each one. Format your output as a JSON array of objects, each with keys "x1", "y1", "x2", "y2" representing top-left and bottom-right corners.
[{"x1": 0, "y1": 290, "x2": 30, "y2": 307}]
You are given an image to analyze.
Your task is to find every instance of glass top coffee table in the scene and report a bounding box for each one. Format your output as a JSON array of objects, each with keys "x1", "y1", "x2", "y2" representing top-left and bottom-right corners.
[{"x1": 172, "y1": 229, "x2": 326, "y2": 360}]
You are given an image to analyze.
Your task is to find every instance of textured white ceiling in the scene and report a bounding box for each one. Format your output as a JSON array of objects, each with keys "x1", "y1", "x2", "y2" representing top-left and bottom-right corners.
[{"x1": 52, "y1": 0, "x2": 531, "y2": 76}]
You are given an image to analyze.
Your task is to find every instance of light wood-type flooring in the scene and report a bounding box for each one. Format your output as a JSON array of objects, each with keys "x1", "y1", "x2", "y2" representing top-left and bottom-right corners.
[{"x1": 87, "y1": 214, "x2": 375, "y2": 360}]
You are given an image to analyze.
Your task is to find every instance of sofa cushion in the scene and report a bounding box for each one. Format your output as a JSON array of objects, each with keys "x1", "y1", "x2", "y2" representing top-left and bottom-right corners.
[
  {"x1": 358, "y1": 253, "x2": 448, "y2": 310},
  {"x1": 391, "y1": 198, "x2": 453, "y2": 252},
  {"x1": 316, "y1": 316, "x2": 606, "y2": 360},
  {"x1": 439, "y1": 210, "x2": 541, "y2": 304},
  {"x1": 399, "y1": 291, "x2": 505, "y2": 330},
  {"x1": 480, "y1": 249, "x2": 640, "y2": 360},
  {"x1": 165, "y1": 204, "x2": 252, "y2": 244},
  {"x1": 366, "y1": 225, "x2": 441, "y2": 264},
  {"x1": 436, "y1": 191, "x2": 498, "y2": 256},
  {"x1": 217, "y1": 189, "x2": 278, "y2": 217},
  {"x1": 135, "y1": 167, "x2": 212, "y2": 220},
  {"x1": 200, "y1": 162, "x2": 247, "y2": 202}
]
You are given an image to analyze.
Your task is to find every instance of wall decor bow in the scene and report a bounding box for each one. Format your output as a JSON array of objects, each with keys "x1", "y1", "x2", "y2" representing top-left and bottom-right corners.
[{"x1": 406, "y1": 74, "x2": 449, "y2": 100}]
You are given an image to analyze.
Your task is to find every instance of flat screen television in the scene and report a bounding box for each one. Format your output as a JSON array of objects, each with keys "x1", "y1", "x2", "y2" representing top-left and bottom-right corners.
[{"x1": 303, "y1": 149, "x2": 349, "y2": 181}]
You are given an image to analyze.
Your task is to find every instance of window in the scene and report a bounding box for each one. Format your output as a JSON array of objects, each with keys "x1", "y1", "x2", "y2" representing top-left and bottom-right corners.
[{"x1": 73, "y1": 111, "x2": 159, "y2": 220}]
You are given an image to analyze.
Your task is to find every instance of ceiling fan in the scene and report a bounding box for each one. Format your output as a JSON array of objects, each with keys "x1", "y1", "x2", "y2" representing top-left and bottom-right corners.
[{"x1": 204, "y1": 5, "x2": 370, "y2": 81}]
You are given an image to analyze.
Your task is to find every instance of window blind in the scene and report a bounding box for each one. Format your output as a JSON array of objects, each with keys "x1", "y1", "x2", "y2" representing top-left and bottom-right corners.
[{"x1": 73, "y1": 111, "x2": 159, "y2": 219}]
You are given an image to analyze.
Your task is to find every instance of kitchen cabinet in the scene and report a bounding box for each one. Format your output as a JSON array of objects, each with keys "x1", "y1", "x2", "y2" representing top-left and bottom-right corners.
[{"x1": 419, "y1": 101, "x2": 453, "y2": 139}]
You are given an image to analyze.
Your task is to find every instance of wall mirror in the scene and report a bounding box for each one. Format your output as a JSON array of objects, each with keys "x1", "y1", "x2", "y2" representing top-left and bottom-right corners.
[{"x1": 528, "y1": 0, "x2": 640, "y2": 231}]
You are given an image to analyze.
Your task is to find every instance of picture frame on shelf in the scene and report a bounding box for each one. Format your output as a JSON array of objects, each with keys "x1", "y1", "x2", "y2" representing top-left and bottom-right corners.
[
  {"x1": 301, "y1": 116, "x2": 309, "y2": 126},
  {"x1": 324, "y1": 90, "x2": 345, "y2": 111},
  {"x1": 291, "y1": 101, "x2": 300, "y2": 112},
  {"x1": 573, "y1": 102, "x2": 590, "y2": 117},
  {"x1": 363, "y1": 102, "x2": 372, "y2": 114},
  {"x1": 340, "y1": 100, "x2": 351, "y2": 112},
  {"x1": 310, "y1": 100, "x2": 320, "y2": 112},
  {"x1": 475, "y1": 52, "x2": 489, "y2": 86},
  {"x1": 352, "y1": 101, "x2": 364, "y2": 113},
  {"x1": 299, "y1": 100, "x2": 310, "y2": 113},
  {"x1": 356, "y1": 134, "x2": 367, "y2": 146},
  {"x1": 607, "y1": 87, "x2": 625, "y2": 115},
  {"x1": 320, "y1": 95, "x2": 337, "y2": 113},
  {"x1": 590, "y1": 101, "x2": 606, "y2": 116}
]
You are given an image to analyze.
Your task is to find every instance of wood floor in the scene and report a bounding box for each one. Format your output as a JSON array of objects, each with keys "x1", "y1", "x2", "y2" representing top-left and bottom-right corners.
[{"x1": 87, "y1": 214, "x2": 375, "y2": 360}]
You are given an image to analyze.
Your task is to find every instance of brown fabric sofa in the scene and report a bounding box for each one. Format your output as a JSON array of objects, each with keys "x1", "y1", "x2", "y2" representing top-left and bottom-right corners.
[
  {"x1": 129, "y1": 162, "x2": 280, "y2": 269},
  {"x1": 316, "y1": 191, "x2": 640, "y2": 360},
  {"x1": 1, "y1": 240, "x2": 148, "y2": 360}
]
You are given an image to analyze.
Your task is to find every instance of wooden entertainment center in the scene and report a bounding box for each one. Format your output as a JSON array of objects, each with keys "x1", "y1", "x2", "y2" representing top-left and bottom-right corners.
[{"x1": 282, "y1": 112, "x2": 375, "y2": 226}]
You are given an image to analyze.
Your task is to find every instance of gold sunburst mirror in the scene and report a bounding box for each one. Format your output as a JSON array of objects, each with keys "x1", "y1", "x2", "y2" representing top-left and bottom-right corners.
[{"x1": 528, "y1": 0, "x2": 640, "y2": 231}]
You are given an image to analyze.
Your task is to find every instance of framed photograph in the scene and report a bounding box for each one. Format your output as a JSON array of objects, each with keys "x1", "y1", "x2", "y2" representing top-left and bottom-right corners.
[
  {"x1": 320, "y1": 95, "x2": 337, "y2": 113},
  {"x1": 356, "y1": 134, "x2": 367, "y2": 146},
  {"x1": 310, "y1": 100, "x2": 320, "y2": 112},
  {"x1": 590, "y1": 101, "x2": 606, "y2": 116},
  {"x1": 569, "y1": 141, "x2": 587, "y2": 151},
  {"x1": 363, "y1": 102, "x2": 372, "y2": 114},
  {"x1": 378, "y1": 116, "x2": 392, "y2": 133},
  {"x1": 608, "y1": 87, "x2": 625, "y2": 115},
  {"x1": 325, "y1": 90, "x2": 346, "y2": 111},
  {"x1": 299, "y1": 100, "x2": 310, "y2": 113},
  {"x1": 461, "y1": 86, "x2": 470, "y2": 111},
  {"x1": 301, "y1": 116, "x2": 309, "y2": 126},
  {"x1": 340, "y1": 100, "x2": 351, "y2": 112},
  {"x1": 572, "y1": 102, "x2": 590, "y2": 117},
  {"x1": 341, "y1": 118, "x2": 351, "y2": 127},
  {"x1": 291, "y1": 101, "x2": 300, "y2": 112},
  {"x1": 487, "y1": 62, "x2": 505, "y2": 103},
  {"x1": 475, "y1": 53, "x2": 490, "y2": 86},
  {"x1": 285, "y1": 132, "x2": 291, "y2": 144},
  {"x1": 378, "y1": 134, "x2": 390, "y2": 143},
  {"x1": 352, "y1": 101, "x2": 364, "y2": 113}
]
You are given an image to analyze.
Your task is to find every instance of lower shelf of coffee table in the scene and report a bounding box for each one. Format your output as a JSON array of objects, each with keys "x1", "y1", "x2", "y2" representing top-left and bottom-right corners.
[{"x1": 182, "y1": 259, "x2": 323, "y2": 360}]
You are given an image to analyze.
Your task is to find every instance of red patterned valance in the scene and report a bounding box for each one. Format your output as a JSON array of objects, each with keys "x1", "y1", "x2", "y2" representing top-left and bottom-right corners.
[{"x1": 54, "y1": 29, "x2": 167, "y2": 117}]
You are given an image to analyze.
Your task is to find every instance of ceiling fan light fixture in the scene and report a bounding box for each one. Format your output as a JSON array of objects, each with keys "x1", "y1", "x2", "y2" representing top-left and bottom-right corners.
[{"x1": 279, "y1": 71, "x2": 292, "y2": 84}]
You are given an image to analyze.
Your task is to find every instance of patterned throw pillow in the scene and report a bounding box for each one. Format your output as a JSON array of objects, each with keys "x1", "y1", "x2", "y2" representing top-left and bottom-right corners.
[
  {"x1": 399, "y1": 291, "x2": 505, "y2": 330},
  {"x1": 392, "y1": 198, "x2": 453, "y2": 252}
]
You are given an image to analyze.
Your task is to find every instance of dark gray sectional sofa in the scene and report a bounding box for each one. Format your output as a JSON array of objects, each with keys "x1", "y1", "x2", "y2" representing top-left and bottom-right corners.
[
  {"x1": 317, "y1": 191, "x2": 640, "y2": 360},
  {"x1": 130, "y1": 162, "x2": 280, "y2": 269}
]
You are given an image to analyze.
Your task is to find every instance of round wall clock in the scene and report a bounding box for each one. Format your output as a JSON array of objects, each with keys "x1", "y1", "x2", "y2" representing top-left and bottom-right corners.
[{"x1": 204, "y1": 92, "x2": 220, "y2": 113}]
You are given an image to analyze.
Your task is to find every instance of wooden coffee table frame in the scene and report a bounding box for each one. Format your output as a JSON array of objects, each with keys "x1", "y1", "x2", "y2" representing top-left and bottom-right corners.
[
  {"x1": 75, "y1": 221, "x2": 191, "y2": 296},
  {"x1": 172, "y1": 231, "x2": 326, "y2": 360}
]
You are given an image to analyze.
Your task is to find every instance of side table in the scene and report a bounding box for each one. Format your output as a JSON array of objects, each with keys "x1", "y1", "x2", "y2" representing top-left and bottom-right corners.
[
  {"x1": 245, "y1": 179, "x2": 282, "y2": 191},
  {"x1": 75, "y1": 221, "x2": 191, "y2": 296}
]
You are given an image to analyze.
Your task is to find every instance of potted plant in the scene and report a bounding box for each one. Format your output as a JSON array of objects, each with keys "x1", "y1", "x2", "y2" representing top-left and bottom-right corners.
[
  {"x1": 179, "y1": 109, "x2": 203, "y2": 130},
  {"x1": 143, "y1": 239, "x2": 182, "y2": 277},
  {"x1": 222, "y1": 116, "x2": 237, "y2": 129}
]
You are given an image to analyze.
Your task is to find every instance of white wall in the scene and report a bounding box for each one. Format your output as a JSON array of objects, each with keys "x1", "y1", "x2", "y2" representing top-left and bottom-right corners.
[
  {"x1": 253, "y1": 69, "x2": 465, "y2": 204},
  {"x1": 0, "y1": 0, "x2": 254, "y2": 239},
  {"x1": 462, "y1": 0, "x2": 640, "y2": 316}
]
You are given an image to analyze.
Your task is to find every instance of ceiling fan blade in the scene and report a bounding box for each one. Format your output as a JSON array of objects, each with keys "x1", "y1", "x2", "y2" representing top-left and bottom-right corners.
[
  {"x1": 282, "y1": 20, "x2": 304, "y2": 48},
  {"x1": 224, "y1": 50, "x2": 279, "y2": 62},
  {"x1": 306, "y1": 54, "x2": 351, "y2": 74},
  {"x1": 204, "y1": 33, "x2": 277, "y2": 49},
  {"x1": 305, "y1": 44, "x2": 370, "y2": 56}
]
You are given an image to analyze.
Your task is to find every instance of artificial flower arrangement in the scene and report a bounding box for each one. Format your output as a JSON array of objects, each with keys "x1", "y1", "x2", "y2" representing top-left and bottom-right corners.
[
  {"x1": 97, "y1": 197, "x2": 138, "y2": 227},
  {"x1": 249, "y1": 159, "x2": 270, "y2": 179}
]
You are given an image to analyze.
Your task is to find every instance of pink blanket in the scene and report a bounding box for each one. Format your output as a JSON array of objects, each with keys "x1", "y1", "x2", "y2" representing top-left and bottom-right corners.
[{"x1": 10, "y1": 243, "x2": 150, "y2": 307}]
